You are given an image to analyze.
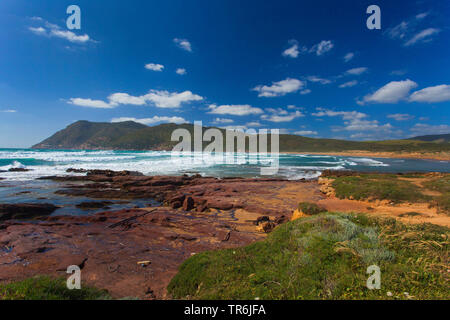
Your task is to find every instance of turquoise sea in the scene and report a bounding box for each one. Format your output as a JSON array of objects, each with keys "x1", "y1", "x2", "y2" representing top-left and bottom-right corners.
[{"x1": 0, "y1": 148, "x2": 449, "y2": 181}]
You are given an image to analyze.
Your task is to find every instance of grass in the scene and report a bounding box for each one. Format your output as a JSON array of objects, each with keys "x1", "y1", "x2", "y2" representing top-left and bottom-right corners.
[
  {"x1": 167, "y1": 212, "x2": 449, "y2": 300},
  {"x1": 423, "y1": 176, "x2": 450, "y2": 214},
  {"x1": 330, "y1": 174, "x2": 431, "y2": 203},
  {"x1": 0, "y1": 276, "x2": 110, "y2": 300},
  {"x1": 298, "y1": 202, "x2": 327, "y2": 215}
]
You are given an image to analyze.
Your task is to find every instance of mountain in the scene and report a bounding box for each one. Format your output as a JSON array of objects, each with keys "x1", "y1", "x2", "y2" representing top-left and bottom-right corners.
[
  {"x1": 32, "y1": 120, "x2": 148, "y2": 149},
  {"x1": 408, "y1": 134, "x2": 450, "y2": 143},
  {"x1": 32, "y1": 120, "x2": 450, "y2": 153}
]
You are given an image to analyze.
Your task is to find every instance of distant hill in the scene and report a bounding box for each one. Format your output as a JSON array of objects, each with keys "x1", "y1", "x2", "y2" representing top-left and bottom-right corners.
[
  {"x1": 32, "y1": 120, "x2": 450, "y2": 153},
  {"x1": 408, "y1": 134, "x2": 450, "y2": 143}
]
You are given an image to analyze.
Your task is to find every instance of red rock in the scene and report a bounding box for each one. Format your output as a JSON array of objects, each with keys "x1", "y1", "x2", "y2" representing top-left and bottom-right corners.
[{"x1": 183, "y1": 196, "x2": 195, "y2": 211}]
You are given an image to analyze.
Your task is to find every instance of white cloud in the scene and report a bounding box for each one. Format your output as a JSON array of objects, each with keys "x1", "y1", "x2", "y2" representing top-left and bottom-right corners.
[
  {"x1": 282, "y1": 41, "x2": 300, "y2": 58},
  {"x1": 261, "y1": 109, "x2": 304, "y2": 122},
  {"x1": 410, "y1": 123, "x2": 450, "y2": 136},
  {"x1": 176, "y1": 68, "x2": 187, "y2": 75},
  {"x1": 208, "y1": 104, "x2": 263, "y2": 116},
  {"x1": 416, "y1": 12, "x2": 429, "y2": 20},
  {"x1": 345, "y1": 67, "x2": 368, "y2": 75},
  {"x1": 300, "y1": 89, "x2": 311, "y2": 95},
  {"x1": 388, "y1": 21, "x2": 409, "y2": 40},
  {"x1": 69, "y1": 89, "x2": 203, "y2": 109},
  {"x1": 361, "y1": 79, "x2": 418, "y2": 104},
  {"x1": 29, "y1": 26, "x2": 46, "y2": 35},
  {"x1": 145, "y1": 63, "x2": 164, "y2": 71},
  {"x1": 252, "y1": 78, "x2": 305, "y2": 97},
  {"x1": 143, "y1": 90, "x2": 203, "y2": 108},
  {"x1": 409, "y1": 84, "x2": 450, "y2": 103},
  {"x1": 213, "y1": 118, "x2": 234, "y2": 124},
  {"x1": 387, "y1": 13, "x2": 440, "y2": 46},
  {"x1": 29, "y1": 19, "x2": 93, "y2": 43},
  {"x1": 310, "y1": 40, "x2": 334, "y2": 56},
  {"x1": 312, "y1": 108, "x2": 397, "y2": 138},
  {"x1": 108, "y1": 93, "x2": 146, "y2": 106},
  {"x1": 307, "y1": 76, "x2": 332, "y2": 84},
  {"x1": 111, "y1": 116, "x2": 186, "y2": 125},
  {"x1": 387, "y1": 113, "x2": 414, "y2": 121},
  {"x1": 0, "y1": 109, "x2": 17, "y2": 113},
  {"x1": 404, "y1": 28, "x2": 440, "y2": 46},
  {"x1": 246, "y1": 121, "x2": 262, "y2": 127},
  {"x1": 69, "y1": 98, "x2": 113, "y2": 109},
  {"x1": 294, "y1": 130, "x2": 318, "y2": 136},
  {"x1": 50, "y1": 29, "x2": 90, "y2": 43},
  {"x1": 173, "y1": 38, "x2": 192, "y2": 52},
  {"x1": 339, "y1": 80, "x2": 358, "y2": 88},
  {"x1": 343, "y1": 52, "x2": 354, "y2": 62}
]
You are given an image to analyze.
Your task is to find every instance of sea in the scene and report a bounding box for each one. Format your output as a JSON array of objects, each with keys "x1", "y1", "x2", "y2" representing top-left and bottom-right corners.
[{"x1": 0, "y1": 148, "x2": 448, "y2": 216}]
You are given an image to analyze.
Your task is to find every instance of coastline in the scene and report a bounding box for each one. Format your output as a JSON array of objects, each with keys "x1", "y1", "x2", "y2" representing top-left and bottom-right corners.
[{"x1": 286, "y1": 150, "x2": 450, "y2": 161}]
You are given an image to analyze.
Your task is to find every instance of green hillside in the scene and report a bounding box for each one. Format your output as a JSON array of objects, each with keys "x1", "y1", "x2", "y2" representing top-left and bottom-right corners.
[{"x1": 32, "y1": 120, "x2": 450, "y2": 153}]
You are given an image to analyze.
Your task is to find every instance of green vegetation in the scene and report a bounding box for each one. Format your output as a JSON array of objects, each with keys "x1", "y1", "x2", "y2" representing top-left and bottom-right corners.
[
  {"x1": 33, "y1": 120, "x2": 450, "y2": 153},
  {"x1": 298, "y1": 202, "x2": 327, "y2": 215},
  {"x1": 330, "y1": 174, "x2": 431, "y2": 203},
  {"x1": 0, "y1": 276, "x2": 110, "y2": 300},
  {"x1": 423, "y1": 175, "x2": 450, "y2": 214},
  {"x1": 168, "y1": 212, "x2": 449, "y2": 300}
]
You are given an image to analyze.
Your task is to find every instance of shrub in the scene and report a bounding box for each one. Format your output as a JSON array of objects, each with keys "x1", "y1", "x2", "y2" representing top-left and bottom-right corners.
[{"x1": 298, "y1": 202, "x2": 327, "y2": 215}]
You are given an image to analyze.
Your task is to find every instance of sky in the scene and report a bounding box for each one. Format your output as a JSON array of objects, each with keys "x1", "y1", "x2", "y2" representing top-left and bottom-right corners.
[{"x1": 1, "y1": 0, "x2": 449, "y2": 148}]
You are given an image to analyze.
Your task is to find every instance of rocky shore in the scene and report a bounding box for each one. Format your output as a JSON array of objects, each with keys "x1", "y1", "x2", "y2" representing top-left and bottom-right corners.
[{"x1": 0, "y1": 170, "x2": 321, "y2": 299}]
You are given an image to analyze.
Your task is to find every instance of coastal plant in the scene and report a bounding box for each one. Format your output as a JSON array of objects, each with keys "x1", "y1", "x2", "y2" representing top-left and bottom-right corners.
[
  {"x1": 297, "y1": 202, "x2": 327, "y2": 215},
  {"x1": 168, "y1": 212, "x2": 449, "y2": 300},
  {"x1": 0, "y1": 276, "x2": 110, "y2": 300}
]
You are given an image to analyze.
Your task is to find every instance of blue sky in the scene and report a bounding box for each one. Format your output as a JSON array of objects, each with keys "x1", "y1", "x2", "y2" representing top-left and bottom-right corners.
[{"x1": 1, "y1": 0, "x2": 449, "y2": 148}]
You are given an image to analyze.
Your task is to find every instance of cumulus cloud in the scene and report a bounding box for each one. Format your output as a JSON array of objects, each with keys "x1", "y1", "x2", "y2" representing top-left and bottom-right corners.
[
  {"x1": 111, "y1": 116, "x2": 186, "y2": 125},
  {"x1": 307, "y1": 76, "x2": 332, "y2": 85},
  {"x1": 176, "y1": 68, "x2": 187, "y2": 75},
  {"x1": 108, "y1": 93, "x2": 146, "y2": 106},
  {"x1": 143, "y1": 90, "x2": 203, "y2": 108},
  {"x1": 212, "y1": 118, "x2": 234, "y2": 124},
  {"x1": 69, "y1": 90, "x2": 203, "y2": 109},
  {"x1": 294, "y1": 130, "x2": 318, "y2": 136},
  {"x1": 282, "y1": 40, "x2": 301, "y2": 58},
  {"x1": 208, "y1": 104, "x2": 263, "y2": 116},
  {"x1": 252, "y1": 78, "x2": 305, "y2": 97},
  {"x1": 409, "y1": 84, "x2": 450, "y2": 103},
  {"x1": 29, "y1": 19, "x2": 93, "y2": 43},
  {"x1": 246, "y1": 121, "x2": 262, "y2": 127},
  {"x1": 387, "y1": 113, "x2": 414, "y2": 121},
  {"x1": 145, "y1": 63, "x2": 164, "y2": 71},
  {"x1": 360, "y1": 79, "x2": 418, "y2": 104},
  {"x1": 343, "y1": 52, "x2": 354, "y2": 62},
  {"x1": 173, "y1": 38, "x2": 192, "y2": 52},
  {"x1": 310, "y1": 40, "x2": 334, "y2": 56},
  {"x1": 300, "y1": 89, "x2": 311, "y2": 95},
  {"x1": 312, "y1": 108, "x2": 396, "y2": 138},
  {"x1": 261, "y1": 108, "x2": 304, "y2": 122},
  {"x1": 339, "y1": 80, "x2": 358, "y2": 88},
  {"x1": 69, "y1": 98, "x2": 113, "y2": 109},
  {"x1": 404, "y1": 28, "x2": 440, "y2": 46},
  {"x1": 345, "y1": 67, "x2": 368, "y2": 75},
  {"x1": 410, "y1": 123, "x2": 450, "y2": 136}
]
